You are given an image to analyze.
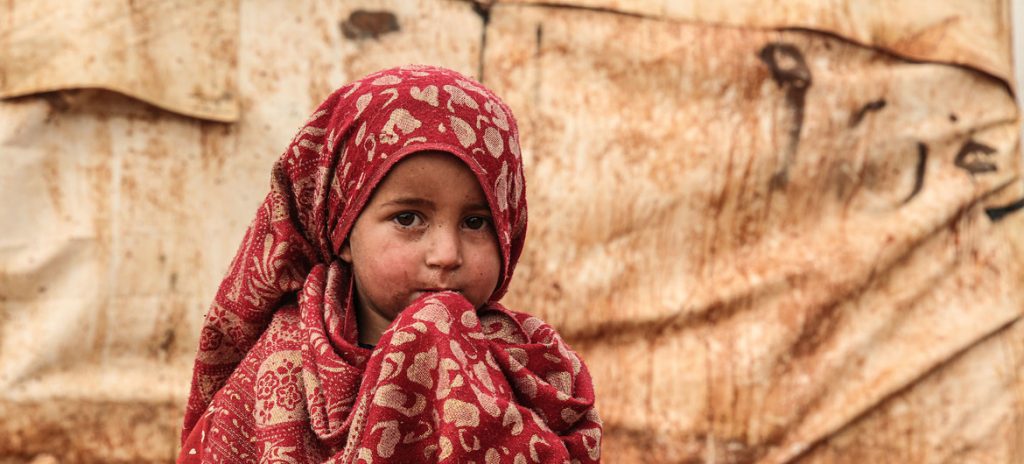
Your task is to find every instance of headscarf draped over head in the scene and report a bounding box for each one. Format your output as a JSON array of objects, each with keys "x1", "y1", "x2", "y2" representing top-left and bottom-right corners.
[{"x1": 180, "y1": 65, "x2": 602, "y2": 463}]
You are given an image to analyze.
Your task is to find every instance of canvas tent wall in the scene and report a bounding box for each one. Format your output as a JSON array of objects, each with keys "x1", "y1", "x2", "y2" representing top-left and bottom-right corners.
[{"x1": 1, "y1": 0, "x2": 1022, "y2": 462}]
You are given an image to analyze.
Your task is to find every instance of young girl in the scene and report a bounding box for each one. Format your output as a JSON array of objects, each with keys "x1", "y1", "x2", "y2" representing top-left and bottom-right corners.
[{"x1": 179, "y1": 65, "x2": 602, "y2": 463}]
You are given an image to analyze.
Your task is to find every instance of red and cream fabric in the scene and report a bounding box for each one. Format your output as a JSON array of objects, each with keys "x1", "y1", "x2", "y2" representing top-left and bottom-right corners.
[{"x1": 179, "y1": 65, "x2": 602, "y2": 463}]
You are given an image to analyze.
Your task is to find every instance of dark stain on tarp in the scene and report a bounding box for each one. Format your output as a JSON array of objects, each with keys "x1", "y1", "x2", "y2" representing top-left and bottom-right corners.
[
  {"x1": 954, "y1": 140, "x2": 997, "y2": 174},
  {"x1": 902, "y1": 142, "x2": 928, "y2": 204},
  {"x1": 0, "y1": 399, "x2": 181, "y2": 462},
  {"x1": 849, "y1": 99, "x2": 886, "y2": 127},
  {"x1": 14, "y1": 88, "x2": 187, "y2": 122},
  {"x1": 41, "y1": 92, "x2": 73, "y2": 112},
  {"x1": 985, "y1": 197, "x2": 1024, "y2": 222},
  {"x1": 533, "y1": 23, "x2": 544, "y2": 107},
  {"x1": 472, "y1": 1, "x2": 492, "y2": 81},
  {"x1": 758, "y1": 42, "x2": 811, "y2": 189},
  {"x1": 340, "y1": 10, "x2": 399, "y2": 40},
  {"x1": 158, "y1": 328, "x2": 175, "y2": 354},
  {"x1": 535, "y1": 23, "x2": 543, "y2": 59}
]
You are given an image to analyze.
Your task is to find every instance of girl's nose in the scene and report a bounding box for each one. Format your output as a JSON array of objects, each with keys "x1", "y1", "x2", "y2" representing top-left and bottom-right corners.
[{"x1": 425, "y1": 226, "x2": 463, "y2": 269}]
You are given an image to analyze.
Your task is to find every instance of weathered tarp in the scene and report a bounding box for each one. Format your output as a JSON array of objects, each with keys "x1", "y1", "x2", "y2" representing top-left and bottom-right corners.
[
  {"x1": 508, "y1": 0, "x2": 1015, "y2": 84},
  {"x1": 1, "y1": 0, "x2": 1021, "y2": 462},
  {"x1": 484, "y1": 5, "x2": 1024, "y2": 462},
  {"x1": 0, "y1": 0, "x2": 240, "y2": 122}
]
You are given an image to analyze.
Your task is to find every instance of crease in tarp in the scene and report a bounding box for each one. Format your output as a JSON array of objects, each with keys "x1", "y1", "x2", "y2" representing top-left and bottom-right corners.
[
  {"x1": 484, "y1": 0, "x2": 1016, "y2": 95},
  {"x1": 0, "y1": 86, "x2": 239, "y2": 123},
  {"x1": 766, "y1": 315, "x2": 1024, "y2": 464},
  {"x1": 757, "y1": 180, "x2": 1024, "y2": 462}
]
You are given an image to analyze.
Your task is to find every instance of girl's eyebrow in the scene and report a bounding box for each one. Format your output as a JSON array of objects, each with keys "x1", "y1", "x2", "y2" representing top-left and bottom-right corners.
[
  {"x1": 380, "y1": 197, "x2": 434, "y2": 208},
  {"x1": 466, "y1": 202, "x2": 491, "y2": 212},
  {"x1": 380, "y1": 197, "x2": 491, "y2": 213}
]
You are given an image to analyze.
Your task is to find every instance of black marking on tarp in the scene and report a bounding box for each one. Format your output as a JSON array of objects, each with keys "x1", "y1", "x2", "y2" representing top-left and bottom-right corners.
[
  {"x1": 986, "y1": 197, "x2": 1024, "y2": 222},
  {"x1": 758, "y1": 42, "x2": 812, "y2": 189},
  {"x1": 849, "y1": 99, "x2": 886, "y2": 127},
  {"x1": 954, "y1": 140, "x2": 997, "y2": 174},
  {"x1": 902, "y1": 142, "x2": 928, "y2": 204}
]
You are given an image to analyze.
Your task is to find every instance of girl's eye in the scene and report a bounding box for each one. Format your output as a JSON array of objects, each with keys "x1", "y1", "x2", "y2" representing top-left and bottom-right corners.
[
  {"x1": 463, "y1": 216, "x2": 490, "y2": 230},
  {"x1": 393, "y1": 213, "x2": 419, "y2": 227}
]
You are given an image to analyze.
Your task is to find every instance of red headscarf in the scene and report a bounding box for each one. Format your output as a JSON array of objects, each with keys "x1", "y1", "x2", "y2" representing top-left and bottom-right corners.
[{"x1": 179, "y1": 65, "x2": 602, "y2": 463}]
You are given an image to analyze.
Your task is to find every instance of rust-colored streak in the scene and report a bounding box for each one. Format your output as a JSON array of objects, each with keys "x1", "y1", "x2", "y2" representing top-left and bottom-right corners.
[{"x1": 40, "y1": 148, "x2": 63, "y2": 218}]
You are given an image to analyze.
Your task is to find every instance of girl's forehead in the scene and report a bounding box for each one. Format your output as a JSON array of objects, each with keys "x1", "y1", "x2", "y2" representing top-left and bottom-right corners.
[
  {"x1": 388, "y1": 150, "x2": 466, "y2": 173},
  {"x1": 368, "y1": 151, "x2": 490, "y2": 208}
]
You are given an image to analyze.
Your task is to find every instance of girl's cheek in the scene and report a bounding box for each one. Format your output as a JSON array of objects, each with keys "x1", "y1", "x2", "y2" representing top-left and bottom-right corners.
[
  {"x1": 376, "y1": 237, "x2": 411, "y2": 268},
  {"x1": 370, "y1": 249, "x2": 419, "y2": 301},
  {"x1": 374, "y1": 249, "x2": 414, "y2": 278}
]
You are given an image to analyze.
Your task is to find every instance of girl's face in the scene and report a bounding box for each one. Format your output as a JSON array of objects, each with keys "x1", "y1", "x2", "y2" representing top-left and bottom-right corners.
[{"x1": 340, "y1": 151, "x2": 501, "y2": 336}]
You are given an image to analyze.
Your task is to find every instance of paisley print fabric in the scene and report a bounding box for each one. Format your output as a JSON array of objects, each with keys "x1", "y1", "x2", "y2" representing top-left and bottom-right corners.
[{"x1": 178, "y1": 65, "x2": 602, "y2": 463}]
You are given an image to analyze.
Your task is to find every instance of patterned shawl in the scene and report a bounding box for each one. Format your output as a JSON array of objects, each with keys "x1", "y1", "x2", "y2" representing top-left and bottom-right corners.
[{"x1": 179, "y1": 65, "x2": 602, "y2": 463}]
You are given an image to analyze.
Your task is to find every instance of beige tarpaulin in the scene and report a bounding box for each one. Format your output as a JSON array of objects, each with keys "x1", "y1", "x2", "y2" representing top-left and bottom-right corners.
[
  {"x1": 1, "y1": 0, "x2": 1021, "y2": 462},
  {"x1": 485, "y1": 5, "x2": 1023, "y2": 462},
  {"x1": 509, "y1": 0, "x2": 1015, "y2": 84},
  {"x1": 0, "y1": 0, "x2": 239, "y2": 122}
]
